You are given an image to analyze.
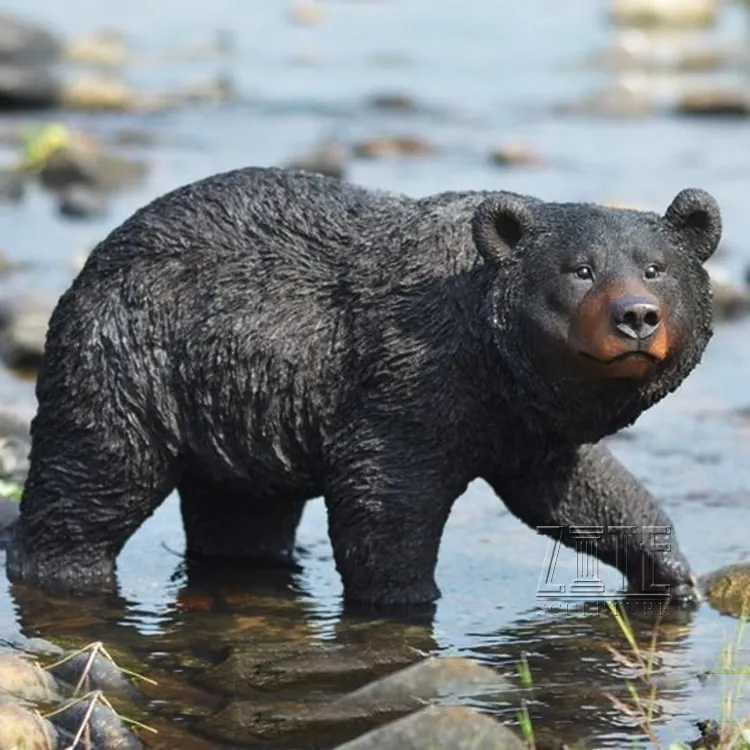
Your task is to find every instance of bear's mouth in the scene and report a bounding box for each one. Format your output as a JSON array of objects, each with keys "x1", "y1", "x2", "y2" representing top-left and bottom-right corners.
[{"x1": 578, "y1": 350, "x2": 661, "y2": 366}]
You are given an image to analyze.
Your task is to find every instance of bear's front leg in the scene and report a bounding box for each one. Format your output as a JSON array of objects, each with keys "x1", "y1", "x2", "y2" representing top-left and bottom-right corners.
[
  {"x1": 323, "y1": 429, "x2": 462, "y2": 607},
  {"x1": 487, "y1": 443, "x2": 698, "y2": 606}
]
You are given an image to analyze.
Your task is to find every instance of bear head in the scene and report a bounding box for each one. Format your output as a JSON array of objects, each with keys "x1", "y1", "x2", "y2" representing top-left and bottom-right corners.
[{"x1": 471, "y1": 188, "x2": 722, "y2": 439}]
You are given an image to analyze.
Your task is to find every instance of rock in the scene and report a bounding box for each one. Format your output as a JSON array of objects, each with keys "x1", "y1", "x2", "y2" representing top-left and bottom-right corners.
[
  {"x1": 198, "y1": 643, "x2": 423, "y2": 696},
  {"x1": 198, "y1": 656, "x2": 511, "y2": 745},
  {"x1": 367, "y1": 93, "x2": 418, "y2": 111},
  {"x1": 490, "y1": 143, "x2": 545, "y2": 168},
  {"x1": 673, "y1": 88, "x2": 750, "y2": 117},
  {"x1": 332, "y1": 705, "x2": 526, "y2": 750},
  {"x1": 558, "y1": 81, "x2": 656, "y2": 117},
  {"x1": 589, "y1": 29, "x2": 739, "y2": 72},
  {"x1": 354, "y1": 135, "x2": 437, "y2": 158},
  {"x1": 0, "y1": 13, "x2": 62, "y2": 64},
  {"x1": 608, "y1": 0, "x2": 718, "y2": 29},
  {"x1": 289, "y1": 1, "x2": 325, "y2": 26},
  {"x1": 0, "y1": 293, "x2": 56, "y2": 373},
  {"x1": 285, "y1": 139, "x2": 348, "y2": 180},
  {"x1": 332, "y1": 656, "x2": 510, "y2": 710},
  {"x1": 0, "y1": 653, "x2": 62, "y2": 702},
  {"x1": 0, "y1": 64, "x2": 62, "y2": 111},
  {"x1": 0, "y1": 701, "x2": 59, "y2": 750},
  {"x1": 708, "y1": 266, "x2": 750, "y2": 321},
  {"x1": 47, "y1": 649, "x2": 141, "y2": 702},
  {"x1": 0, "y1": 407, "x2": 32, "y2": 484},
  {"x1": 0, "y1": 169, "x2": 25, "y2": 203},
  {"x1": 700, "y1": 563, "x2": 750, "y2": 618},
  {"x1": 197, "y1": 695, "x2": 400, "y2": 745},
  {"x1": 37, "y1": 137, "x2": 147, "y2": 193},
  {"x1": 64, "y1": 30, "x2": 128, "y2": 68},
  {"x1": 60, "y1": 75, "x2": 135, "y2": 111},
  {"x1": 51, "y1": 692, "x2": 143, "y2": 750},
  {"x1": 57, "y1": 184, "x2": 108, "y2": 220}
]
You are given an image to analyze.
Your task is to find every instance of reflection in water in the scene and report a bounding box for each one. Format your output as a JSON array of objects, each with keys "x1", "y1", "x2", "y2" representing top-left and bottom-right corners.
[{"x1": 7, "y1": 554, "x2": 716, "y2": 749}]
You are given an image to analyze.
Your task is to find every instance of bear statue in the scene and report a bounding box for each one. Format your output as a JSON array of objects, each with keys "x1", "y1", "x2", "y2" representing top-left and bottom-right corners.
[{"x1": 6, "y1": 167, "x2": 722, "y2": 608}]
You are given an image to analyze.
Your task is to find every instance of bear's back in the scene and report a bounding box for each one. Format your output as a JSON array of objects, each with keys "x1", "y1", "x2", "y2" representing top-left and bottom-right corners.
[{"x1": 83, "y1": 167, "x2": 415, "y2": 272}]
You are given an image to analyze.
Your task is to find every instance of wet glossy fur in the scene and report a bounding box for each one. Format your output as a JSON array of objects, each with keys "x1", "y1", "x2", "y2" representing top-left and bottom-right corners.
[{"x1": 6, "y1": 167, "x2": 721, "y2": 606}]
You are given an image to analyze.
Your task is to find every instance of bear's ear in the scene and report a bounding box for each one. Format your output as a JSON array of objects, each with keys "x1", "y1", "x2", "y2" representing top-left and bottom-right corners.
[
  {"x1": 472, "y1": 194, "x2": 535, "y2": 266},
  {"x1": 663, "y1": 188, "x2": 722, "y2": 264}
]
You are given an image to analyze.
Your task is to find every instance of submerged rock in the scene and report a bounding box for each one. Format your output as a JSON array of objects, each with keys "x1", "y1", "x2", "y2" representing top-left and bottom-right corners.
[
  {"x1": 700, "y1": 563, "x2": 750, "y2": 618},
  {"x1": 332, "y1": 705, "x2": 526, "y2": 750},
  {"x1": 0, "y1": 701, "x2": 59, "y2": 750},
  {"x1": 199, "y1": 643, "x2": 423, "y2": 695},
  {"x1": 198, "y1": 656, "x2": 511, "y2": 744}
]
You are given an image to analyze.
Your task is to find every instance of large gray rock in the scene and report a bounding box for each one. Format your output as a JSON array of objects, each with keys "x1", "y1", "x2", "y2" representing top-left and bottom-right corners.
[{"x1": 332, "y1": 705, "x2": 527, "y2": 750}]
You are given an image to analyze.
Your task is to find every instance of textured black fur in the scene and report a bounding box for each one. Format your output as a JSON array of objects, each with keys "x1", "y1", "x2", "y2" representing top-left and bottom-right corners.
[{"x1": 6, "y1": 167, "x2": 721, "y2": 607}]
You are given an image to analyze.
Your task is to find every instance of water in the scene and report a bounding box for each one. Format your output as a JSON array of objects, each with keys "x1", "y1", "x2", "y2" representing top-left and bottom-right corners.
[{"x1": 1, "y1": 0, "x2": 750, "y2": 747}]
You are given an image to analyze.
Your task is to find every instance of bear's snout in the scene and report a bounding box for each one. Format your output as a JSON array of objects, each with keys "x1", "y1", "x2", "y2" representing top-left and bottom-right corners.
[
  {"x1": 611, "y1": 295, "x2": 661, "y2": 341},
  {"x1": 571, "y1": 280, "x2": 671, "y2": 380}
]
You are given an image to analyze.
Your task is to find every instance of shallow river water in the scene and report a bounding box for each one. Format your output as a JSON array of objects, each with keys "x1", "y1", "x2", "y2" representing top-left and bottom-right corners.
[{"x1": 1, "y1": 1, "x2": 750, "y2": 748}]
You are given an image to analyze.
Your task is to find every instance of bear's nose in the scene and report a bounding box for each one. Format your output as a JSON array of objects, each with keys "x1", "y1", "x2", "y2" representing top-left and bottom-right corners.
[{"x1": 611, "y1": 296, "x2": 661, "y2": 340}]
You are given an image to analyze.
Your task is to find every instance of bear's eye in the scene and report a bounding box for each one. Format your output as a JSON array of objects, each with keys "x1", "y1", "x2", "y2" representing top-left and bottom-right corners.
[
  {"x1": 644, "y1": 263, "x2": 662, "y2": 280},
  {"x1": 574, "y1": 264, "x2": 594, "y2": 281}
]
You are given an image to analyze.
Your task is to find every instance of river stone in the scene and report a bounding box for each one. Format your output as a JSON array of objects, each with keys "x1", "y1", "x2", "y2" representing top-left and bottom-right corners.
[
  {"x1": 700, "y1": 563, "x2": 750, "y2": 618},
  {"x1": 48, "y1": 649, "x2": 141, "y2": 702},
  {"x1": 198, "y1": 643, "x2": 424, "y2": 695},
  {"x1": 284, "y1": 139, "x2": 348, "y2": 180},
  {"x1": 0, "y1": 293, "x2": 55, "y2": 372},
  {"x1": 0, "y1": 701, "x2": 58, "y2": 750},
  {"x1": 0, "y1": 653, "x2": 62, "y2": 702},
  {"x1": 333, "y1": 656, "x2": 511, "y2": 709},
  {"x1": 332, "y1": 704, "x2": 526, "y2": 750},
  {"x1": 51, "y1": 695, "x2": 143, "y2": 750},
  {"x1": 198, "y1": 656, "x2": 511, "y2": 744},
  {"x1": 608, "y1": 0, "x2": 718, "y2": 29}
]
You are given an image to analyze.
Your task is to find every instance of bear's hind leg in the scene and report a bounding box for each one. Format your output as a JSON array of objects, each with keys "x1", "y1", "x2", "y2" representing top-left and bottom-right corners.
[
  {"x1": 6, "y1": 431, "x2": 177, "y2": 594},
  {"x1": 178, "y1": 471, "x2": 305, "y2": 567}
]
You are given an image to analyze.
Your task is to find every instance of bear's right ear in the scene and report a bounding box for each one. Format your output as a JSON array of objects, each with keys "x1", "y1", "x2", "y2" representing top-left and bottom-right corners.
[
  {"x1": 664, "y1": 188, "x2": 722, "y2": 264},
  {"x1": 472, "y1": 194, "x2": 535, "y2": 266}
]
